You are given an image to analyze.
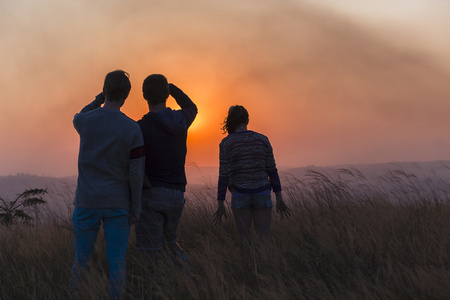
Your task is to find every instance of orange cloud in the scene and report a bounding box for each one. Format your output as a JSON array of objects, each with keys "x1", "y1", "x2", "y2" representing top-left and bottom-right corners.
[{"x1": 1, "y1": 0, "x2": 450, "y2": 176}]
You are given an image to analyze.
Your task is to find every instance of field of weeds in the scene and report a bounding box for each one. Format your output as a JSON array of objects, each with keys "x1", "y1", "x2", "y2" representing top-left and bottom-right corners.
[{"x1": 0, "y1": 167, "x2": 449, "y2": 299}]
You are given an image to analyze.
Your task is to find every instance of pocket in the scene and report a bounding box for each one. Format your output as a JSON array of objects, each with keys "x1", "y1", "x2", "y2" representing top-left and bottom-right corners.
[
  {"x1": 252, "y1": 194, "x2": 272, "y2": 209},
  {"x1": 231, "y1": 194, "x2": 252, "y2": 209}
]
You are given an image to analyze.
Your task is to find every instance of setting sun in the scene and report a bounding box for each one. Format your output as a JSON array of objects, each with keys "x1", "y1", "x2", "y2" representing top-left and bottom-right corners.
[
  {"x1": 1, "y1": 0, "x2": 450, "y2": 177},
  {"x1": 1, "y1": 1, "x2": 450, "y2": 298}
]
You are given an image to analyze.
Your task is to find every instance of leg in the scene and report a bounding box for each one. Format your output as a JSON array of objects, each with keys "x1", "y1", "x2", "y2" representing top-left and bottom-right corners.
[
  {"x1": 135, "y1": 190, "x2": 165, "y2": 261},
  {"x1": 165, "y1": 200, "x2": 184, "y2": 253},
  {"x1": 103, "y1": 208, "x2": 130, "y2": 300},
  {"x1": 165, "y1": 201, "x2": 187, "y2": 269},
  {"x1": 252, "y1": 207, "x2": 272, "y2": 241},
  {"x1": 232, "y1": 208, "x2": 253, "y2": 245},
  {"x1": 70, "y1": 207, "x2": 101, "y2": 296},
  {"x1": 149, "y1": 187, "x2": 188, "y2": 270}
]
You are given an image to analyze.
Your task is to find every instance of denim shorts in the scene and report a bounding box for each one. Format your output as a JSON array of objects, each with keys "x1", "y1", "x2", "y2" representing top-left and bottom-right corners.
[
  {"x1": 135, "y1": 187, "x2": 185, "y2": 251},
  {"x1": 231, "y1": 191, "x2": 273, "y2": 209}
]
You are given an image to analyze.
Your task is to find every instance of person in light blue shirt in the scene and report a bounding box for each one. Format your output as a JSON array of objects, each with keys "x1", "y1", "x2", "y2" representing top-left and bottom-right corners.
[{"x1": 71, "y1": 70, "x2": 145, "y2": 300}]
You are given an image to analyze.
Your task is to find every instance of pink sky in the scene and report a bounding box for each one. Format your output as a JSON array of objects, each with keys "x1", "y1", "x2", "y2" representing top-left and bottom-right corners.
[{"x1": 1, "y1": 0, "x2": 450, "y2": 177}]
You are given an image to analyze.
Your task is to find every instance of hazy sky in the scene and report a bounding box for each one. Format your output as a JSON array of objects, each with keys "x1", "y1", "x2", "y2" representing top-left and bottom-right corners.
[{"x1": 1, "y1": 0, "x2": 450, "y2": 177}]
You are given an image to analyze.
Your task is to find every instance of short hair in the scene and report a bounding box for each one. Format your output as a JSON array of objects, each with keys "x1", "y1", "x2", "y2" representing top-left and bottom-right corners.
[
  {"x1": 102, "y1": 70, "x2": 131, "y2": 102},
  {"x1": 142, "y1": 74, "x2": 169, "y2": 105},
  {"x1": 222, "y1": 105, "x2": 249, "y2": 134}
]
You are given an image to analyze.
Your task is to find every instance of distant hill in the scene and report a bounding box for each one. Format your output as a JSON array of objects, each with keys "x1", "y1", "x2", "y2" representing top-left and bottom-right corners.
[
  {"x1": 0, "y1": 166, "x2": 219, "y2": 200},
  {"x1": 0, "y1": 167, "x2": 220, "y2": 213},
  {"x1": 2, "y1": 160, "x2": 450, "y2": 214},
  {"x1": 0, "y1": 174, "x2": 77, "y2": 217},
  {"x1": 0, "y1": 174, "x2": 76, "y2": 199}
]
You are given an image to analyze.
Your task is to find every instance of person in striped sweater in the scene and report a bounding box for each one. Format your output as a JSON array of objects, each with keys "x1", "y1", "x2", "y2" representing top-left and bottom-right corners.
[{"x1": 213, "y1": 105, "x2": 291, "y2": 245}]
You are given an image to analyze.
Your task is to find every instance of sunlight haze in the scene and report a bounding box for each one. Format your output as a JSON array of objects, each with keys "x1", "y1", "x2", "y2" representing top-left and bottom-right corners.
[{"x1": 1, "y1": 0, "x2": 450, "y2": 176}]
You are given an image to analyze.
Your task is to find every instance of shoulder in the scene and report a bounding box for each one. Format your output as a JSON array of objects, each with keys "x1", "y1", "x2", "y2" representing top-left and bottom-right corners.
[
  {"x1": 73, "y1": 108, "x2": 100, "y2": 126},
  {"x1": 235, "y1": 130, "x2": 270, "y2": 143},
  {"x1": 219, "y1": 135, "x2": 228, "y2": 146},
  {"x1": 118, "y1": 113, "x2": 141, "y2": 131},
  {"x1": 219, "y1": 134, "x2": 234, "y2": 148},
  {"x1": 248, "y1": 131, "x2": 272, "y2": 147},
  {"x1": 137, "y1": 112, "x2": 152, "y2": 126},
  {"x1": 250, "y1": 130, "x2": 269, "y2": 140},
  {"x1": 247, "y1": 130, "x2": 266, "y2": 138},
  {"x1": 170, "y1": 108, "x2": 184, "y2": 117},
  {"x1": 74, "y1": 107, "x2": 99, "y2": 118},
  {"x1": 120, "y1": 112, "x2": 135, "y2": 123}
]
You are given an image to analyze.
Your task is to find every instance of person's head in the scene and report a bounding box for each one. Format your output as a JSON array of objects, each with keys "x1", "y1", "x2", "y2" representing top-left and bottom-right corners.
[
  {"x1": 102, "y1": 70, "x2": 131, "y2": 102},
  {"x1": 222, "y1": 105, "x2": 249, "y2": 134},
  {"x1": 142, "y1": 74, "x2": 169, "y2": 105}
]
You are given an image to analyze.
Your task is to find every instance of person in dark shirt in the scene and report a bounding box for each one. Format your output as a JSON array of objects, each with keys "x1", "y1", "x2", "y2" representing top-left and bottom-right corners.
[
  {"x1": 135, "y1": 74, "x2": 197, "y2": 267},
  {"x1": 213, "y1": 105, "x2": 290, "y2": 245}
]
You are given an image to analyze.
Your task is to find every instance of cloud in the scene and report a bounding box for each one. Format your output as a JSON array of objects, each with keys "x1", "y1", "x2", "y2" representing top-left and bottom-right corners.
[{"x1": 1, "y1": 0, "x2": 450, "y2": 175}]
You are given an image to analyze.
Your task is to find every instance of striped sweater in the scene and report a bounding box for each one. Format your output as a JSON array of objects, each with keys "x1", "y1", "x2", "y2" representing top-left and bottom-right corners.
[{"x1": 217, "y1": 130, "x2": 281, "y2": 200}]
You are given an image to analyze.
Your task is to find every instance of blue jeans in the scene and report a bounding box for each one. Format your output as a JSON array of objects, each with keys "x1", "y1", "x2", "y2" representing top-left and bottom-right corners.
[
  {"x1": 71, "y1": 207, "x2": 130, "y2": 300},
  {"x1": 231, "y1": 191, "x2": 273, "y2": 209},
  {"x1": 135, "y1": 187, "x2": 185, "y2": 253}
]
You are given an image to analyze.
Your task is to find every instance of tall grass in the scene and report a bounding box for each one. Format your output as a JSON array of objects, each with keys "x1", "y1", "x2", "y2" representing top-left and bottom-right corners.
[{"x1": 1, "y1": 167, "x2": 449, "y2": 299}]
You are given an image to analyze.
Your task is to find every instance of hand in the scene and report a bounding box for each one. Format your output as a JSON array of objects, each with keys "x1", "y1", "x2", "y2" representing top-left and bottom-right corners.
[
  {"x1": 275, "y1": 192, "x2": 291, "y2": 219},
  {"x1": 129, "y1": 212, "x2": 140, "y2": 225},
  {"x1": 95, "y1": 92, "x2": 105, "y2": 104},
  {"x1": 213, "y1": 201, "x2": 227, "y2": 225},
  {"x1": 168, "y1": 83, "x2": 177, "y2": 96},
  {"x1": 276, "y1": 200, "x2": 291, "y2": 219}
]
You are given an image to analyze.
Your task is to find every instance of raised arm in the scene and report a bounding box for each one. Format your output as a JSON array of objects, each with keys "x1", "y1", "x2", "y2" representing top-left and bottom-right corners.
[
  {"x1": 73, "y1": 93, "x2": 105, "y2": 131},
  {"x1": 80, "y1": 93, "x2": 105, "y2": 113},
  {"x1": 168, "y1": 84, "x2": 198, "y2": 127}
]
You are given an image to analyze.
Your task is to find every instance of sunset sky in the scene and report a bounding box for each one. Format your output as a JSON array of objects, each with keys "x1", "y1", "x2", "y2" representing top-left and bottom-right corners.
[{"x1": 1, "y1": 0, "x2": 450, "y2": 177}]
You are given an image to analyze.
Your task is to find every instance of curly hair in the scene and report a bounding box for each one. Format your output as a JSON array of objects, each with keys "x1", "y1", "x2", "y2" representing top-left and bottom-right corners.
[{"x1": 222, "y1": 105, "x2": 249, "y2": 134}]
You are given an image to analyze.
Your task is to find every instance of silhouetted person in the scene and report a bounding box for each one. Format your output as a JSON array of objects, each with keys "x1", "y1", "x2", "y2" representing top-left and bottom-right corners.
[
  {"x1": 213, "y1": 105, "x2": 290, "y2": 245},
  {"x1": 135, "y1": 74, "x2": 197, "y2": 269},
  {"x1": 71, "y1": 70, "x2": 145, "y2": 300}
]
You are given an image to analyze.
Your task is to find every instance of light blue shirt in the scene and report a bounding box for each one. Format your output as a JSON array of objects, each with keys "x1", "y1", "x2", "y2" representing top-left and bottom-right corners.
[{"x1": 73, "y1": 105, "x2": 145, "y2": 214}]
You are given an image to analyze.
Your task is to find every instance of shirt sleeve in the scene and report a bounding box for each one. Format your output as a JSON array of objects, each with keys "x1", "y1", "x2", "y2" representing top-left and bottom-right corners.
[
  {"x1": 217, "y1": 140, "x2": 228, "y2": 200},
  {"x1": 73, "y1": 95, "x2": 104, "y2": 131},
  {"x1": 265, "y1": 138, "x2": 282, "y2": 193},
  {"x1": 128, "y1": 128, "x2": 145, "y2": 214},
  {"x1": 79, "y1": 95, "x2": 104, "y2": 113},
  {"x1": 169, "y1": 84, "x2": 198, "y2": 128}
]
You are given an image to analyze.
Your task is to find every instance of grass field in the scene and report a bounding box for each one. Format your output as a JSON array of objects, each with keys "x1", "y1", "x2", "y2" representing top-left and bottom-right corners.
[{"x1": 1, "y1": 168, "x2": 449, "y2": 299}]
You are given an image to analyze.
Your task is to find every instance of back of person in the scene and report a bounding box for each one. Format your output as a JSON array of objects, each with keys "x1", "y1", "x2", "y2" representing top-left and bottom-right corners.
[
  {"x1": 74, "y1": 108, "x2": 141, "y2": 207},
  {"x1": 135, "y1": 74, "x2": 196, "y2": 271},
  {"x1": 219, "y1": 130, "x2": 275, "y2": 193},
  {"x1": 214, "y1": 105, "x2": 290, "y2": 246},
  {"x1": 138, "y1": 108, "x2": 190, "y2": 191},
  {"x1": 71, "y1": 70, "x2": 145, "y2": 300}
]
